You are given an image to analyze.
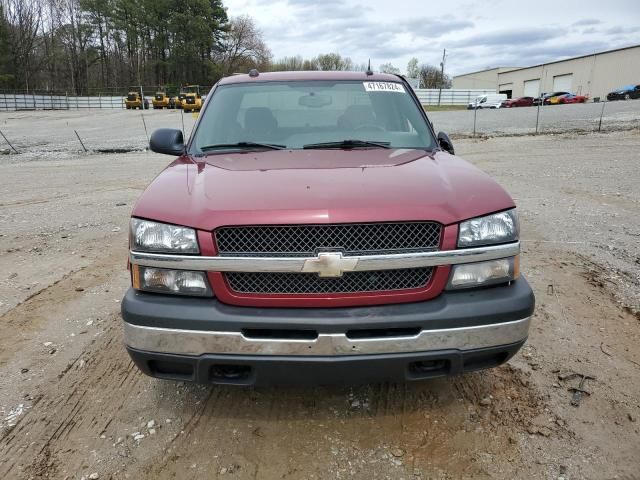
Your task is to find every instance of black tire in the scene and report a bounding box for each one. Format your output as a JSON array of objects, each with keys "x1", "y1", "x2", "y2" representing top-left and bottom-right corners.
[
  {"x1": 624, "y1": 93, "x2": 631, "y2": 100},
  {"x1": 126, "y1": 105, "x2": 131, "y2": 110}
]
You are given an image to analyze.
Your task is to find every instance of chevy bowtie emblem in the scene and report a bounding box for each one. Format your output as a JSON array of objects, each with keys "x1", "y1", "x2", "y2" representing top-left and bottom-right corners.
[{"x1": 301, "y1": 252, "x2": 358, "y2": 277}]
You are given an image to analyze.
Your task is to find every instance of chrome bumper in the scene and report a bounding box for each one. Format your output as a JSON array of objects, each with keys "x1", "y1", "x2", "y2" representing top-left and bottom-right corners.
[{"x1": 123, "y1": 317, "x2": 530, "y2": 357}]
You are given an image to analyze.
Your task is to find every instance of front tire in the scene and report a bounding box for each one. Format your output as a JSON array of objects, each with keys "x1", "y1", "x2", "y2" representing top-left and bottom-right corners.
[{"x1": 624, "y1": 93, "x2": 631, "y2": 100}]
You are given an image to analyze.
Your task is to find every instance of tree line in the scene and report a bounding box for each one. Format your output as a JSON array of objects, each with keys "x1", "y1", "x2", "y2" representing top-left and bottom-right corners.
[
  {"x1": 0, "y1": 0, "x2": 450, "y2": 94},
  {"x1": 0, "y1": 0, "x2": 270, "y2": 94}
]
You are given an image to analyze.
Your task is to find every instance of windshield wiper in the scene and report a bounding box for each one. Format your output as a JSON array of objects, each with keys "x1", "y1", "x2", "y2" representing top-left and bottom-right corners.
[
  {"x1": 303, "y1": 139, "x2": 391, "y2": 149},
  {"x1": 200, "y1": 141, "x2": 286, "y2": 152}
]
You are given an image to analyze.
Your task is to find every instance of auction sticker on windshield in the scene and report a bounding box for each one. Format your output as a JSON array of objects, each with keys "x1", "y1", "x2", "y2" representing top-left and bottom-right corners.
[{"x1": 363, "y1": 82, "x2": 406, "y2": 93}]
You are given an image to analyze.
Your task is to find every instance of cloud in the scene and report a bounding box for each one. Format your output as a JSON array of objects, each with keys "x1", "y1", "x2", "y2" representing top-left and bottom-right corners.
[
  {"x1": 261, "y1": 7, "x2": 473, "y2": 64},
  {"x1": 464, "y1": 39, "x2": 617, "y2": 72},
  {"x1": 399, "y1": 17, "x2": 474, "y2": 37},
  {"x1": 449, "y1": 27, "x2": 565, "y2": 48},
  {"x1": 572, "y1": 18, "x2": 601, "y2": 27},
  {"x1": 605, "y1": 25, "x2": 640, "y2": 35},
  {"x1": 223, "y1": 0, "x2": 640, "y2": 75}
]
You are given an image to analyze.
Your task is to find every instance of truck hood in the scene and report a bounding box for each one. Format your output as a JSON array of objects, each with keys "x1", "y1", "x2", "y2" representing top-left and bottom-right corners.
[{"x1": 132, "y1": 149, "x2": 515, "y2": 231}]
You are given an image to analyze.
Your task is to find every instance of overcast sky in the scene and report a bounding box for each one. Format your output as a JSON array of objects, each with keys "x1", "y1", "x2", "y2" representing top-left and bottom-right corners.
[{"x1": 224, "y1": 0, "x2": 640, "y2": 76}]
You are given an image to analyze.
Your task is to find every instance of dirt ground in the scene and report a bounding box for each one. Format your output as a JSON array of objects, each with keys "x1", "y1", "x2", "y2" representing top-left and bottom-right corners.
[{"x1": 0, "y1": 111, "x2": 639, "y2": 479}]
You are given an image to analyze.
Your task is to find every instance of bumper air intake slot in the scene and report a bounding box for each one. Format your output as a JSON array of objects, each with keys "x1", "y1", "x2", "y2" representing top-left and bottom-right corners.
[
  {"x1": 346, "y1": 327, "x2": 421, "y2": 339},
  {"x1": 209, "y1": 364, "x2": 252, "y2": 382},
  {"x1": 242, "y1": 328, "x2": 318, "y2": 340},
  {"x1": 408, "y1": 359, "x2": 451, "y2": 378}
]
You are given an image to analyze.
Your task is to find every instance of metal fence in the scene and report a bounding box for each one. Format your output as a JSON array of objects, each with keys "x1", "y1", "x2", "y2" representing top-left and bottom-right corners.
[
  {"x1": 0, "y1": 88, "x2": 497, "y2": 111},
  {"x1": 414, "y1": 89, "x2": 495, "y2": 105},
  {"x1": 0, "y1": 86, "x2": 214, "y2": 111},
  {"x1": 0, "y1": 93, "x2": 125, "y2": 111}
]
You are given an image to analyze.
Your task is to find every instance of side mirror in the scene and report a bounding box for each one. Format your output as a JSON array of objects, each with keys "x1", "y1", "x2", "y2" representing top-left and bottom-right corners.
[
  {"x1": 149, "y1": 128, "x2": 185, "y2": 156},
  {"x1": 437, "y1": 131, "x2": 455, "y2": 155}
]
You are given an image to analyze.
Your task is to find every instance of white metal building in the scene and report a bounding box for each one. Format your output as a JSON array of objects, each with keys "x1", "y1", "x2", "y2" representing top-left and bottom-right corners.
[
  {"x1": 452, "y1": 45, "x2": 640, "y2": 100},
  {"x1": 449, "y1": 67, "x2": 520, "y2": 90}
]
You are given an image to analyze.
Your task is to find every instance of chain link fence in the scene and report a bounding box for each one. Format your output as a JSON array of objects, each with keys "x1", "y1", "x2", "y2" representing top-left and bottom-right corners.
[{"x1": 426, "y1": 99, "x2": 640, "y2": 137}]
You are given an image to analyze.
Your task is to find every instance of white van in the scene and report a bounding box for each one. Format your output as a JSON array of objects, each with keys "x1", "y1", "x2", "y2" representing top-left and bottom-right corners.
[{"x1": 467, "y1": 93, "x2": 508, "y2": 109}]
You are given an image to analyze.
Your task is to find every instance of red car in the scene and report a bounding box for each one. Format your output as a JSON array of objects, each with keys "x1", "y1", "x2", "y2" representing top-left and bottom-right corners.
[
  {"x1": 501, "y1": 96, "x2": 534, "y2": 108},
  {"x1": 557, "y1": 94, "x2": 588, "y2": 104},
  {"x1": 123, "y1": 70, "x2": 534, "y2": 386}
]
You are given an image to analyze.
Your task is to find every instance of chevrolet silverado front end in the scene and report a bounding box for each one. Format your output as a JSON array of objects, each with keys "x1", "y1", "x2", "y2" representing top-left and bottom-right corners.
[{"x1": 121, "y1": 71, "x2": 534, "y2": 386}]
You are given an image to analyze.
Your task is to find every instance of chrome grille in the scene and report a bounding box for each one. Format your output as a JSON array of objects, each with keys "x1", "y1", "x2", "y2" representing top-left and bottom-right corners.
[
  {"x1": 225, "y1": 268, "x2": 433, "y2": 294},
  {"x1": 215, "y1": 222, "x2": 441, "y2": 257}
]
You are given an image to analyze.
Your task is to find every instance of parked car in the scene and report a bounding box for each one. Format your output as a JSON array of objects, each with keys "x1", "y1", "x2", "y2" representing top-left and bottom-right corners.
[
  {"x1": 467, "y1": 93, "x2": 508, "y2": 109},
  {"x1": 606, "y1": 85, "x2": 640, "y2": 101},
  {"x1": 532, "y1": 93, "x2": 548, "y2": 106},
  {"x1": 501, "y1": 96, "x2": 534, "y2": 108},
  {"x1": 557, "y1": 94, "x2": 588, "y2": 104},
  {"x1": 122, "y1": 70, "x2": 534, "y2": 386},
  {"x1": 542, "y1": 92, "x2": 571, "y2": 105}
]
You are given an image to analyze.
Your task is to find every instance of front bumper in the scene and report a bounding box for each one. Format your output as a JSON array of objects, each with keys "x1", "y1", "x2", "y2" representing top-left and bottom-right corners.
[{"x1": 122, "y1": 278, "x2": 534, "y2": 385}]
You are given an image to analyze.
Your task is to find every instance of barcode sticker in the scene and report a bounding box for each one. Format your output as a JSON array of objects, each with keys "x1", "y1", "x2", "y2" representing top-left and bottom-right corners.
[{"x1": 363, "y1": 82, "x2": 406, "y2": 93}]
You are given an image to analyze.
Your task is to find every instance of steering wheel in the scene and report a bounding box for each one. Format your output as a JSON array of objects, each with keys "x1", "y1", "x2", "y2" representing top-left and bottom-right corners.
[{"x1": 354, "y1": 124, "x2": 385, "y2": 132}]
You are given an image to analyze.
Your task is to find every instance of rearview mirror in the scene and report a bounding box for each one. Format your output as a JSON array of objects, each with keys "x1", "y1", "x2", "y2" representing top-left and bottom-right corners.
[
  {"x1": 437, "y1": 131, "x2": 455, "y2": 155},
  {"x1": 150, "y1": 128, "x2": 185, "y2": 156},
  {"x1": 299, "y1": 93, "x2": 332, "y2": 108}
]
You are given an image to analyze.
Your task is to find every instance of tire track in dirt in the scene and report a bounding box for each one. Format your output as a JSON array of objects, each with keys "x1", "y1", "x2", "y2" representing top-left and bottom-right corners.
[
  {"x1": 133, "y1": 366, "x2": 542, "y2": 480},
  {"x1": 0, "y1": 314, "x2": 142, "y2": 478},
  {"x1": 0, "y1": 185, "x2": 147, "y2": 208},
  {"x1": 0, "y1": 249, "x2": 124, "y2": 367}
]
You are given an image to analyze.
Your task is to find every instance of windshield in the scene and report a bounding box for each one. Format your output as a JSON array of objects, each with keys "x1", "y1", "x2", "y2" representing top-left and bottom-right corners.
[{"x1": 191, "y1": 80, "x2": 435, "y2": 152}]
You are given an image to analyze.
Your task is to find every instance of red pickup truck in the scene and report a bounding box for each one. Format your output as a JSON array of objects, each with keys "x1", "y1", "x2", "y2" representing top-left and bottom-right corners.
[{"x1": 122, "y1": 71, "x2": 534, "y2": 386}]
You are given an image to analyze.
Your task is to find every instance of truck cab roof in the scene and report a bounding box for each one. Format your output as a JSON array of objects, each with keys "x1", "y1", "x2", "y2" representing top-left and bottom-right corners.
[{"x1": 218, "y1": 71, "x2": 403, "y2": 86}]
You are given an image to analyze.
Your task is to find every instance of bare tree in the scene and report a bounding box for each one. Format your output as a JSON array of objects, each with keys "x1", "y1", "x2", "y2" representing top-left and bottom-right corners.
[
  {"x1": 219, "y1": 15, "x2": 271, "y2": 74},
  {"x1": 378, "y1": 62, "x2": 400, "y2": 74},
  {"x1": 418, "y1": 63, "x2": 451, "y2": 89},
  {"x1": 2, "y1": 0, "x2": 44, "y2": 90},
  {"x1": 269, "y1": 55, "x2": 306, "y2": 71},
  {"x1": 314, "y1": 53, "x2": 353, "y2": 71},
  {"x1": 406, "y1": 57, "x2": 419, "y2": 79}
]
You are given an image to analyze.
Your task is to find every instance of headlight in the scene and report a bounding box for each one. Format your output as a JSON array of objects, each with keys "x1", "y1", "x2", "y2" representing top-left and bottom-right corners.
[
  {"x1": 458, "y1": 209, "x2": 519, "y2": 247},
  {"x1": 447, "y1": 257, "x2": 519, "y2": 290},
  {"x1": 132, "y1": 265, "x2": 212, "y2": 297},
  {"x1": 130, "y1": 218, "x2": 199, "y2": 253}
]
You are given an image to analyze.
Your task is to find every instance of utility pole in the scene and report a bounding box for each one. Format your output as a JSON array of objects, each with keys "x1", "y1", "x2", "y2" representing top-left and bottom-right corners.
[{"x1": 437, "y1": 48, "x2": 446, "y2": 106}]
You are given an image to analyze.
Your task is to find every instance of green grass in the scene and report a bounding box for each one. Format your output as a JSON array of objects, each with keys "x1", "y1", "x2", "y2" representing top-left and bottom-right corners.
[{"x1": 422, "y1": 105, "x2": 468, "y2": 112}]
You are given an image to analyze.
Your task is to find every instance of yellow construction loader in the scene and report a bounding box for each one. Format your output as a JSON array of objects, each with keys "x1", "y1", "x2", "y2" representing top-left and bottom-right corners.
[
  {"x1": 124, "y1": 86, "x2": 149, "y2": 110},
  {"x1": 152, "y1": 89, "x2": 174, "y2": 109},
  {"x1": 181, "y1": 85, "x2": 203, "y2": 112}
]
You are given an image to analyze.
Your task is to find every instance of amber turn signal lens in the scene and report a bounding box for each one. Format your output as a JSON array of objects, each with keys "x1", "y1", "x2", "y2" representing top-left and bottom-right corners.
[
  {"x1": 513, "y1": 255, "x2": 520, "y2": 279},
  {"x1": 131, "y1": 263, "x2": 141, "y2": 289}
]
